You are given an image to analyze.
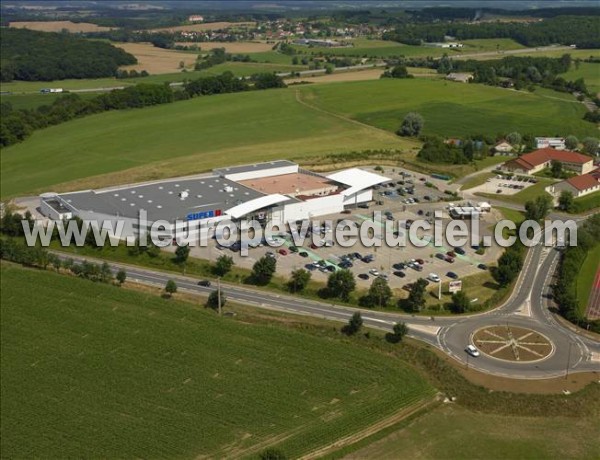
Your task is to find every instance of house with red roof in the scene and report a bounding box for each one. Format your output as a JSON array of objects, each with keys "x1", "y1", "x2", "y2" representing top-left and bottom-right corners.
[
  {"x1": 546, "y1": 169, "x2": 600, "y2": 199},
  {"x1": 500, "y1": 148, "x2": 594, "y2": 176}
]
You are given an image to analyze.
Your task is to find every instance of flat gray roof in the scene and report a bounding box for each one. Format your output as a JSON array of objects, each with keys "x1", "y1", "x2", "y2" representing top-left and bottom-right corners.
[
  {"x1": 214, "y1": 160, "x2": 296, "y2": 177},
  {"x1": 59, "y1": 175, "x2": 266, "y2": 222}
]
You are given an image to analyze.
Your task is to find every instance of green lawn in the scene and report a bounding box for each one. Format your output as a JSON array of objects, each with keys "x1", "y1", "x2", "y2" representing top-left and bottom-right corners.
[
  {"x1": 291, "y1": 39, "x2": 453, "y2": 59},
  {"x1": 497, "y1": 206, "x2": 526, "y2": 224},
  {"x1": 560, "y1": 62, "x2": 600, "y2": 95},
  {"x1": 348, "y1": 404, "x2": 600, "y2": 460},
  {"x1": 460, "y1": 38, "x2": 526, "y2": 52},
  {"x1": 1, "y1": 92, "x2": 99, "y2": 110},
  {"x1": 578, "y1": 244, "x2": 600, "y2": 316},
  {"x1": 298, "y1": 79, "x2": 597, "y2": 139},
  {"x1": 571, "y1": 190, "x2": 600, "y2": 214},
  {"x1": 460, "y1": 172, "x2": 495, "y2": 190},
  {"x1": 0, "y1": 263, "x2": 433, "y2": 458},
  {"x1": 1, "y1": 87, "x2": 407, "y2": 198}
]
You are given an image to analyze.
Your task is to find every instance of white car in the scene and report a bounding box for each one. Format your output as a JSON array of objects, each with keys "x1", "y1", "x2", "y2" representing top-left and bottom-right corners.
[
  {"x1": 428, "y1": 273, "x2": 440, "y2": 283},
  {"x1": 369, "y1": 268, "x2": 380, "y2": 276},
  {"x1": 465, "y1": 345, "x2": 480, "y2": 357}
]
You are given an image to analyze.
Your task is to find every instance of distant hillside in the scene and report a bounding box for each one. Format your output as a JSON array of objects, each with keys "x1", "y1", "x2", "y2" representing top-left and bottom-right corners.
[{"x1": 0, "y1": 28, "x2": 137, "y2": 82}]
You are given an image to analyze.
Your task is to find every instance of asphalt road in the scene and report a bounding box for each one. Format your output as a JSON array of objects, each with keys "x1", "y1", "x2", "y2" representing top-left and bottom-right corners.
[{"x1": 54, "y1": 239, "x2": 599, "y2": 380}]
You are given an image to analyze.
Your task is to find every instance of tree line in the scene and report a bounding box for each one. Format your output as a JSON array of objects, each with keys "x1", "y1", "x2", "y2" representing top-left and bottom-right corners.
[
  {"x1": 383, "y1": 16, "x2": 600, "y2": 48},
  {"x1": 553, "y1": 214, "x2": 600, "y2": 333},
  {"x1": 0, "y1": 28, "x2": 137, "y2": 82},
  {"x1": 1, "y1": 71, "x2": 286, "y2": 147}
]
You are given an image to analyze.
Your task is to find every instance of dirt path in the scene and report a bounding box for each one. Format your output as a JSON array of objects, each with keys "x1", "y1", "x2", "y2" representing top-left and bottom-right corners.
[{"x1": 298, "y1": 398, "x2": 437, "y2": 459}]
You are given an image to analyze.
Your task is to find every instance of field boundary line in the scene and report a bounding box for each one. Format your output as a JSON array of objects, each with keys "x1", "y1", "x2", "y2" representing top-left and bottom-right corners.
[
  {"x1": 297, "y1": 397, "x2": 436, "y2": 460},
  {"x1": 293, "y1": 89, "x2": 400, "y2": 141}
]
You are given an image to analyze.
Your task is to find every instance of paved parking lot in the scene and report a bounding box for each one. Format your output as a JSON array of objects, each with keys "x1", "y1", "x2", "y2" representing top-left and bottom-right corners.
[
  {"x1": 471, "y1": 174, "x2": 537, "y2": 196},
  {"x1": 188, "y1": 167, "x2": 502, "y2": 291}
]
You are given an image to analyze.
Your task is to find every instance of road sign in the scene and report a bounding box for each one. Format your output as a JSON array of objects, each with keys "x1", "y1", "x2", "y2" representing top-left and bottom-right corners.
[{"x1": 449, "y1": 280, "x2": 462, "y2": 293}]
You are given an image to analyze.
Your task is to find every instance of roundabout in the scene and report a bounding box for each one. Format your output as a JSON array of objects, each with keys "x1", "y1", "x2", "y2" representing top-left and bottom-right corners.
[{"x1": 472, "y1": 325, "x2": 554, "y2": 363}]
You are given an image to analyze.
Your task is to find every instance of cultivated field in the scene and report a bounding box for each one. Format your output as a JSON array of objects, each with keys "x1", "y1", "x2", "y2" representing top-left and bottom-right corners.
[
  {"x1": 9, "y1": 20, "x2": 114, "y2": 33},
  {"x1": 175, "y1": 41, "x2": 275, "y2": 53},
  {"x1": 345, "y1": 404, "x2": 600, "y2": 459},
  {"x1": 288, "y1": 68, "x2": 384, "y2": 84},
  {"x1": 0, "y1": 263, "x2": 433, "y2": 458},
  {"x1": 115, "y1": 42, "x2": 198, "y2": 74},
  {"x1": 151, "y1": 21, "x2": 256, "y2": 33},
  {"x1": 1, "y1": 87, "x2": 412, "y2": 198},
  {"x1": 298, "y1": 78, "x2": 599, "y2": 138}
]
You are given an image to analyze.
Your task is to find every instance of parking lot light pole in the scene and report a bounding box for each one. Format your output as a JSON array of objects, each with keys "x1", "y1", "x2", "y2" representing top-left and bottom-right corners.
[
  {"x1": 438, "y1": 280, "x2": 442, "y2": 300},
  {"x1": 217, "y1": 277, "x2": 222, "y2": 317}
]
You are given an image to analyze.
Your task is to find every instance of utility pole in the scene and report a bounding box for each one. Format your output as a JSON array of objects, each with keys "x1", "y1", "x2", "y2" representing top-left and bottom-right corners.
[
  {"x1": 438, "y1": 280, "x2": 442, "y2": 300},
  {"x1": 217, "y1": 277, "x2": 222, "y2": 317}
]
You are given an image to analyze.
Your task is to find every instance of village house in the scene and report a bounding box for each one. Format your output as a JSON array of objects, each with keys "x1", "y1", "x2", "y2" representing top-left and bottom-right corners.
[{"x1": 500, "y1": 148, "x2": 594, "y2": 175}]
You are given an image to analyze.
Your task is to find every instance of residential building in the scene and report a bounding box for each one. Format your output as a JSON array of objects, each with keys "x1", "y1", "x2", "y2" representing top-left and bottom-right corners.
[
  {"x1": 546, "y1": 172, "x2": 600, "y2": 198},
  {"x1": 500, "y1": 148, "x2": 594, "y2": 175}
]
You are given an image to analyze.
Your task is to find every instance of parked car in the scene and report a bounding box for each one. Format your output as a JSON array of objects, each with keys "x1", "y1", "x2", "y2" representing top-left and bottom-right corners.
[
  {"x1": 305, "y1": 263, "x2": 317, "y2": 271},
  {"x1": 428, "y1": 273, "x2": 440, "y2": 283},
  {"x1": 393, "y1": 270, "x2": 406, "y2": 278},
  {"x1": 266, "y1": 251, "x2": 276, "y2": 258},
  {"x1": 358, "y1": 273, "x2": 369, "y2": 280},
  {"x1": 446, "y1": 271, "x2": 458, "y2": 279},
  {"x1": 393, "y1": 262, "x2": 406, "y2": 270},
  {"x1": 368, "y1": 268, "x2": 380, "y2": 276},
  {"x1": 299, "y1": 251, "x2": 309, "y2": 257},
  {"x1": 278, "y1": 248, "x2": 288, "y2": 256},
  {"x1": 454, "y1": 247, "x2": 465, "y2": 255},
  {"x1": 289, "y1": 245, "x2": 299, "y2": 253},
  {"x1": 435, "y1": 253, "x2": 446, "y2": 260},
  {"x1": 466, "y1": 345, "x2": 480, "y2": 357},
  {"x1": 416, "y1": 258, "x2": 425, "y2": 265},
  {"x1": 413, "y1": 264, "x2": 424, "y2": 272},
  {"x1": 197, "y1": 280, "x2": 211, "y2": 287},
  {"x1": 447, "y1": 251, "x2": 456, "y2": 258},
  {"x1": 358, "y1": 203, "x2": 369, "y2": 209},
  {"x1": 445, "y1": 256, "x2": 455, "y2": 263},
  {"x1": 478, "y1": 263, "x2": 488, "y2": 270}
]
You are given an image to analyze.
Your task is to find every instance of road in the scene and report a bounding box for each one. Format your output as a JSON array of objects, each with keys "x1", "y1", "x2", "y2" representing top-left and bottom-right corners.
[{"x1": 53, "y1": 238, "x2": 599, "y2": 380}]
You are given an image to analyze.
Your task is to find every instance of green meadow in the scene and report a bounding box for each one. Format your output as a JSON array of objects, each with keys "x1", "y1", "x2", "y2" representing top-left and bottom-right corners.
[
  {"x1": 561, "y1": 62, "x2": 600, "y2": 95},
  {"x1": 298, "y1": 78, "x2": 598, "y2": 138},
  {"x1": 0, "y1": 263, "x2": 432, "y2": 458},
  {"x1": 0, "y1": 87, "x2": 406, "y2": 197}
]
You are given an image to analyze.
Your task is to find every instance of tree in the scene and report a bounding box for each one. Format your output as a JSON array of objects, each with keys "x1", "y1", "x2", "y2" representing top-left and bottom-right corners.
[
  {"x1": 288, "y1": 268, "x2": 311, "y2": 293},
  {"x1": 207, "y1": 289, "x2": 226, "y2": 310},
  {"x1": 449, "y1": 290, "x2": 470, "y2": 314},
  {"x1": 387, "y1": 322, "x2": 409, "y2": 343},
  {"x1": 382, "y1": 65, "x2": 412, "y2": 79},
  {"x1": 404, "y1": 278, "x2": 427, "y2": 312},
  {"x1": 524, "y1": 194, "x2": 552, "y2": 222},
  {"x1": 174, "y1": 243, "x2": 190, "y2": 264},
  {"x1": 550, "y1": 160, "x2": 563, "y2": 178},
  {"x1": 558, "y1": 190, "x2": 575, "y2": 212},
  {"x1": 165, "y1": 279, "x2": 177, "y2": 297},
  {"x1": 116, "y1": 269, "x2": 127, "y2": 285},
  {"x1": 364, "y1": 277, "x2": 393, "y2": 307},
  {"x1": 214, "y1": 254, "x2": 234, "y2": 276},
  {"x1": 49, "y1": 253, "x2": 62, "y2": 272},
  {"x1": 492, "y1": 246, "x2": 524, "y2": 287},
  {"x1": 582, "y1": 137, "x2": 599, "y2": 156},
  {"x1": 253, "y1": 73, "x2": 286, "y2": 90},
  {"x1": 565, "y1": 135, "x2": 579, "y2": 151},
  {"x1": 506, "y1": 131, "x2": 522, "y2": 147},
  {"x1": 252, "y1": 256, "x2": 277, "y2": 285},
  {"x1": 342, "y1": 312, "x2": 363, "y2": 335},
  {"x1": 397, "y1": 112, "x2": 424, "y2": 137},
  {"x1": 326, "y1": 269, "x2": 356, "y2": 301}
]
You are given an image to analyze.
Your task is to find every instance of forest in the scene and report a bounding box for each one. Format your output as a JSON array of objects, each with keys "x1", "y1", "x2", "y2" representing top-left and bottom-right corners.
[{"x1": 0, "y1": 28, "x2": 137, "y2": 82}]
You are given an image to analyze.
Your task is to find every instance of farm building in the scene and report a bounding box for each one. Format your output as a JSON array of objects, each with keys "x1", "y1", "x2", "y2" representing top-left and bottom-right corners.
[
  {"x1": 39, "y1": 161, "x2": 389, "y2": 241},
  {"x1": 535, "y1": 137, "x2": 566, "y2": 150},
  {"x1": 494, "y1": 141, "x2": 514, "y2": 155},
  {"x1": 446, "y1": 72, "x2": 473, "y2": 83},
  {"x1": 500, "y1": 148, "x2": 594, "y2": 175}
]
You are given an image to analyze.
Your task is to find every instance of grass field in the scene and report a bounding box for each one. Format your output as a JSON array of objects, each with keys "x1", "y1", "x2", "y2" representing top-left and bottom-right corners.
[
  {"x1": 0, "y1": 87, "x2": 409, "y2": 198},
  {"x1": 346, "y1": 404, "x2": 600, "y2": 460},
  {"x1": 0, "y1": 263, "x2": 432, "y2": 458},
  {"x1": 460, "y1": 172, "x2": 495, "y2": 190},
  {"x1": 571, "y1": 191, "x2": 600, "y2": 214},
  {"x1": 176, "y1": 41, "x2": 275, "y2": 53},
  {"x1": 497, "y1": 206, "x2": 526, "y2": 224},
  {"x1": 578, "y1": 244, "x2": 600, "y2": 316},
  {"x1": 115, "y1": 42, "x2": 199, "y2": 74},
  {"x1": 298, "y1": 79, "x2": 597, "y2": 139},
  {"x1": 1, "y1": 92, "x2": 99, "y2": 110},
  {"x1": 561, "y1": 62, "x2": 600, "y2": 95},
  {"x1": 460, "y1": 38, "x2": 525, "y2": 52}
]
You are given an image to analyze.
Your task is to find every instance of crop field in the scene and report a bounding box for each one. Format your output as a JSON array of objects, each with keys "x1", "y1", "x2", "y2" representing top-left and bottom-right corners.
[
  {"x1": 115, "y1": 42, "x2": 200, "y2": 74},
  {"x1": 298, "y1": 79, "x2": 598, "y2": 138},
  {"x1": 0, "y1": 263, "x2": 433, "y2": 458},
  {"x1": 291, "y1": 40, "x2": 452, "y2": 58},
  {"x1": 578, "y1": 244, "x2": 600, "y2": 316},
  {"x1": 175, "y1": 41, "x2": 275, "y2": 53},
  {"x1": 9, "y1": 20, "x2": 114, "y2": 33},
  {"x1": 345, "y1": 404, "x2": 600, "y2": 460},
  {"x1": 1, "y1": 87, "x2": 410, "y2": 198},
  {"x1": 561, "y1": 62, "x2": 600, "y2": 95}
]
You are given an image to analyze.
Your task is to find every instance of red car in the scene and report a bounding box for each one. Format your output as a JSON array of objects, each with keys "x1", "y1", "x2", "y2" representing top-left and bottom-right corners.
[
  {"x1": 309, "y1": 243, "x2": 319, "y2": 250},
  {"x1": 278, "y1": 248, "x2": 288, "y2": 256},
  {"x1": 416, "y1": 258, "x2": 425, "y2": 265},
  {"x1": 446, "y1": 251, "x2": 456, "y2": 258},
  {"x1": 445, "y1": 256, "x2": 455, "y2": 263}
]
